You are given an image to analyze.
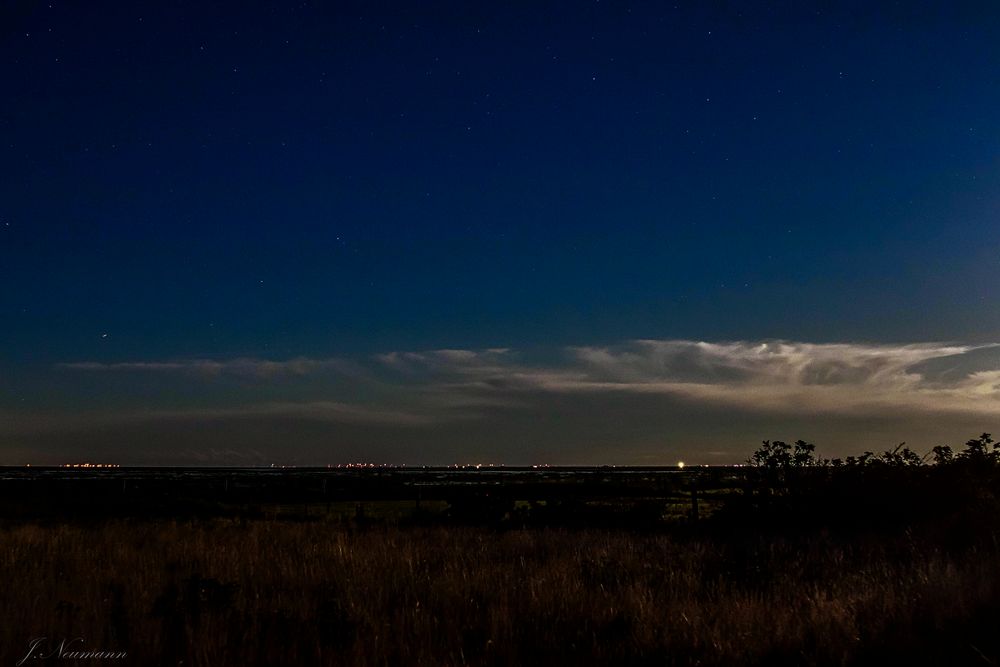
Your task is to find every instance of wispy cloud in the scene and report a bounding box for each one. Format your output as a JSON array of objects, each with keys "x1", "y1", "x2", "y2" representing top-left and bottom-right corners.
[
  {"x1": 58, "y1": 340, "x2": 1000, "y2": 423},
  {"x1": 147, "y1": 401, "x2": 438, "y2": 426},
  {"x1": 58, "y1": 357, "x2": 362, "y2": 379},
  {"x1": 533, "y1": 340, "x2": 1000, "y2": 413},
  {"x1": 373, "y1": 348, "x2": 514, "y2": 377},
  {"x1": 364, "y1": 340, "x2": 1000, "y2": 417},
  {"x1": 23, "y1": 339, "x2": 1000, "y2": 464}
]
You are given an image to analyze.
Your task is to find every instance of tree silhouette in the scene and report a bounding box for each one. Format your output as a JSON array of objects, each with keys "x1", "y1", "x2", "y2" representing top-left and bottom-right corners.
[
  {"x1": 792, "y1": 440, "x2": 816, "y2": 466},
  {"x1": 749, "y1": 440, "x2": 819, "y2": 468},
  {"x1": 748, "y1": 432, "x2": 998, "y2": 470},
  {"x1": 749, "y1": 440, "x2": 791, "y2": 468},
  {"x1": 931, "y1": 445, "x2": 954, "y2": 465},
  {"x1": 875, "y1": 443, "x2": 923, "y2": 467},
  {"x1": 958, "y1": 433, "x2": 998, "y2": 463}
]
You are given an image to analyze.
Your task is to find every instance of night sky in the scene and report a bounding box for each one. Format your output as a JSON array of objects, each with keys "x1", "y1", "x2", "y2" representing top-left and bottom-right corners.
[{"x1": 3, "y1": 2, "x2": 1000, "y2": 465}]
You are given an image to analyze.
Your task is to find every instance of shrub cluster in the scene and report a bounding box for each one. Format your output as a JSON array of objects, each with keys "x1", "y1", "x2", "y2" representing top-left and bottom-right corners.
[{"x1": 748, "y1": 433, "x2": 998, "y2": 469}]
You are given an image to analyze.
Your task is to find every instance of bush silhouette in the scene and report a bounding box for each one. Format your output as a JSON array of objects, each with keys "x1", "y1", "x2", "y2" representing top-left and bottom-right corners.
[
  {"x1": 931, "y1": 445, "x2": 954, "y2": 465},
  {"x1": 748, "y1": 435, "x2": 998, "y2": 471},
  {"x1": 958, "y1": 433, "x2": 999, "y2": 464},
  {"x1": 748, "y1": 440, "x2": 819, "y2": 468}
]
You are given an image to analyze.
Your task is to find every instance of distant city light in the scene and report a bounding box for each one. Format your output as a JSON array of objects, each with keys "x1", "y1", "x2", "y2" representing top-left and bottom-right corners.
[{"x1": 60, "y1": 463, "x2": 120, "y2": 468}]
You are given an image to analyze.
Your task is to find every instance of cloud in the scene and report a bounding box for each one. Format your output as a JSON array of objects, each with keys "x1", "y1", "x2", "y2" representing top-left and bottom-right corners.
[
  {"x1": 147, "y1": 401, "x2": 439, "y2": 426},
  {"x1": 58, "y1": 357, "x2": 360, "y2": 379},
  {"x1": 366, "y1": 339, "x2": 1000, "y2": 418},
  {"x1": 57, "y1": 339, "x2": 1000, "y2": 426},
  {"x1": 373, "y1": 348, "x2": 515, "y2": 377},
  {"x1": 23, "y1": 339, "x2": 1000, "y2": 464}
]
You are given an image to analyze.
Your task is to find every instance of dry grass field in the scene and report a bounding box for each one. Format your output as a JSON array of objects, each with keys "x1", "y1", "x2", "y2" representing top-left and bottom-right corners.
[{"x1": 2, "y1": 518, "x2": 999, "y2": 666}]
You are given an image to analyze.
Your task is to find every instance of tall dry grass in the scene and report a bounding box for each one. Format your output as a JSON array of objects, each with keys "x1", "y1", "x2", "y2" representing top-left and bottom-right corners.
[{"x1": 1, "y1": 520, "x2": 998, "y2": 665}]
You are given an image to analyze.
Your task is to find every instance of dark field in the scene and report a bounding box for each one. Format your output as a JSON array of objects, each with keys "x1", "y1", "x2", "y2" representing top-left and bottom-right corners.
[{"x1": 3, "y1": 465, "x2": 1000, "y2": 666}]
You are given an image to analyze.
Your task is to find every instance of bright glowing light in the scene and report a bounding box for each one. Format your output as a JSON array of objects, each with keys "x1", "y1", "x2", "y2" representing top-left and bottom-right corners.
[{"x1": 677, "y1": 461, "x2": 685, "y2": 469}]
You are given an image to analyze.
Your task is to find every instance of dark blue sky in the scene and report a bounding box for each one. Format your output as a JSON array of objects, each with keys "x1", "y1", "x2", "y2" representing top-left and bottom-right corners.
[{"x1": 3, "y1": 2, "x2": 999, "y2": 464}]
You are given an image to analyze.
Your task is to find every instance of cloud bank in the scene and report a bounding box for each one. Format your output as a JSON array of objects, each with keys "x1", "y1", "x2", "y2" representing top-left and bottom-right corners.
[
  {"x1": 22, "y1": 339, "x2": 1000, "y2": 464},
  {"x1": 59, "y1": 339, "x2": 1000, "y2": 419}
]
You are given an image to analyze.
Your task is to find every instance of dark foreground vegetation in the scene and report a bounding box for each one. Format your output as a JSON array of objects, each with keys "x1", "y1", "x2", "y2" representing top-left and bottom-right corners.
[{"x1": 2, "y1": 434, "x2": 1000, "y2": 666}]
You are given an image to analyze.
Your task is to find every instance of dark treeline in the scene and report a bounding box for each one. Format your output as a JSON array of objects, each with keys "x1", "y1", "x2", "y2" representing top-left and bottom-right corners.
[
  {"x1": 748, "y1": 432, "x2": 999, "y2": 468},
  {"x1": 722, "y1": 433, "x2": 1000, "y2": 541}
]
